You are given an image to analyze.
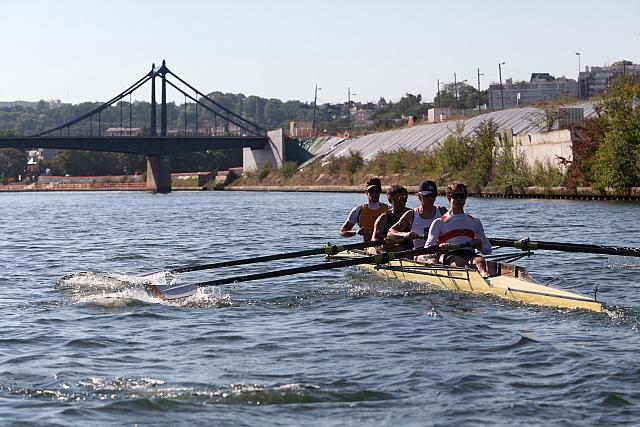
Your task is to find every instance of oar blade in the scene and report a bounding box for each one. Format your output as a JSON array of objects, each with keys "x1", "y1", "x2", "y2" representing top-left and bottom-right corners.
[{"x1": 147, "y1": 283, "x2": 199, "y2": 300}]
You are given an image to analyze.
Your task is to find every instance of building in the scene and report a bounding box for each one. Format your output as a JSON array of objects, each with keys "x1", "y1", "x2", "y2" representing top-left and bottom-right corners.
[
  {"x1": 104, "y1": 127, "x2": 145, "y2": 136},
  {"x1": 578, "y1": 62, "x2": 640, "y2": 98},
  {"x1": 0, "y1": 99, "x2": 64, "y2": 109},
  {"x1": 489, "y1": 74, "x2": 578, "y2": 109},
  {"x1": 352, "y1": 110, "x2": 372, "y2": 128},
  {"x1": 289, "y1": 121, "x2": 313, "y2": 137},
  {"x1": 427, "y1": 108, "x2": 450, "y2": 123}
]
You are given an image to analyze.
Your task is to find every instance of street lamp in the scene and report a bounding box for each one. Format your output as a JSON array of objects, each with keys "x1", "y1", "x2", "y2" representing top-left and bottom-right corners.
[
  {"x1": 498, "y1": 62, "x2": 506, "y2": 110},
  {"x1": 477, "y1": 68, "x2": 485, "y2": 114},
  {"x1": 312, "y1": 84, "x2": 321, "y2": 135},
  {"x1": 454, "y1": 73, "x2": 467, "y2": 114},
  {"x1": 575, "y1": 52, "x2": 582, "y2": 99},
  {"x1": 347, "y1": 87, "x2": 357, "y2": 132}
]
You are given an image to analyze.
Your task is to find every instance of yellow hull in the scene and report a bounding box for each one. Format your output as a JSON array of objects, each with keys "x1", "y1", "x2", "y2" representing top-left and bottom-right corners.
[{"x1": 333, "y1": 250, "x2": 604, "y2": 312}]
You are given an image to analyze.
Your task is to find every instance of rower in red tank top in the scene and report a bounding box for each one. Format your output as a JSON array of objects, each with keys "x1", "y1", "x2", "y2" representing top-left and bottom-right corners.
[{"x1": 418, "y1": 181, "x2": 492, "y2": 277}]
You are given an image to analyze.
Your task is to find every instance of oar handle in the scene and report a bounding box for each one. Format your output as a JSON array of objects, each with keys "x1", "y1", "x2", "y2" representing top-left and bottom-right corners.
[
  {"x1": 169, "y1": 240, "x2": 386, "y2": 273},
  {"x1": 490, "y1": 238, "x2": 640, "y2": 257}
]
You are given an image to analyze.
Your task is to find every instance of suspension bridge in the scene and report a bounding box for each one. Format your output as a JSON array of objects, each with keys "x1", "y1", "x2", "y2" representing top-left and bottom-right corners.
[{"x1": 0, "y1": 61, "x2": 284, "y2": 193}]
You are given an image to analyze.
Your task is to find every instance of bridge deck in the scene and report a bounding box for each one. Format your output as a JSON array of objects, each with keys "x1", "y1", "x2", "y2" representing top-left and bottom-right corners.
[{"x1": 0, "y1": 136, "x2": 268, "y2": 156}]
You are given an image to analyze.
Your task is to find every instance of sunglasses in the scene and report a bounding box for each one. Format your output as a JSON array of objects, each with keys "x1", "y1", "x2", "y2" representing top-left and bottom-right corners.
[
  {"x1": 390, "y1": 194, "x2": 408, "y2": 199},
  {"x1": 368, "y1": 189, "x2": 381, "y2": 194},
  {"x1": 450, "y1": 193, "x2": 467, "y2": 200}
]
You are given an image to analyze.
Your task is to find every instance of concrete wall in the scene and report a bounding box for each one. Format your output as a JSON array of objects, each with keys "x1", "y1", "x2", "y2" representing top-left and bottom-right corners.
[
  {"x1": 427, "y1": 108, "x2": 450, "y2": 123},
  {"x1": 512, "y1": 129, "x2": 573, "y2": 170},
  {"x1": 243, "y1": 129, "x2": 285, "y2": 172}
]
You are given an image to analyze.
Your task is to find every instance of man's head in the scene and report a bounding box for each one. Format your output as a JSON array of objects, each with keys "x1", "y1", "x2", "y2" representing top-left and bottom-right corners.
[
  {"x1": 365, "y1": 177, "x2": 382, "y2": 202},
  {"x1": 417, "y1": 180, "x2": 438, "y2": 204},
  {"x1": 446, "y1": 181, "x2": 468, "y2": 208},
  {"x1": 387, "y1": 184, "x2": 408, "y2": 208}
]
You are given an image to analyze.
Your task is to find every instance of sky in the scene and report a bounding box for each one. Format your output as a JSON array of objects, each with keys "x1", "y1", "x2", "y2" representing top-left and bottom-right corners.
[{"x1": 2, "y1": 0, "x2": 639, "y2": 105}]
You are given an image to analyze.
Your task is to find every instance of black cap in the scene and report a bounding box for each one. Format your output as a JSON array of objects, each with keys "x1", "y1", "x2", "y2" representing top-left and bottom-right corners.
[
  {"x1": 418, "y1": 180, "x2": 438, "y2": 196},
  {"x1": 365, "y1": 177, "x2": 382, "y2": 192}
]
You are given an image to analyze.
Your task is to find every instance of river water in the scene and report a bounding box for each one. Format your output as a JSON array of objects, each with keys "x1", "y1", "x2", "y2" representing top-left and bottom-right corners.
[{"x1": 1, "y1": 191, "x2": 639, "y2": 426}]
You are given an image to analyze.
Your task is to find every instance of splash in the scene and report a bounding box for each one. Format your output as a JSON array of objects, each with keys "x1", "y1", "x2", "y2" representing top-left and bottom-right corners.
[{"x1": 56, "y1": 271, "x2": 233, "y2": 308}]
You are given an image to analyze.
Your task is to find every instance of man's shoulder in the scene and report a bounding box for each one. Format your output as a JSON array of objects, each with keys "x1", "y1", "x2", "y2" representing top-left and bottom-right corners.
[{"x1": 431, "y1": 217, "x2": 444, "y2": 226}]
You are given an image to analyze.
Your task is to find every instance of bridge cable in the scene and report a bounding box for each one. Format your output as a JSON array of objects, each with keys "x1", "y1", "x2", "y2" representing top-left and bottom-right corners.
[
  {"x1": 163, "y1": 78, "x2": 262, "y2": 137},
  {"x1": 165, "y1": 70, "x2": 265, "y2": 134},
  {"x1": 36, "y1": 74, "x2": 151, "y2": 136}
]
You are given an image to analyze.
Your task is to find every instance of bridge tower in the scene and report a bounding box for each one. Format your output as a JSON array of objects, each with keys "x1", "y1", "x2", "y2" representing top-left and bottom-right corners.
[{"x1": 146, "y1": 61, "x2": 172, "y2": 193}]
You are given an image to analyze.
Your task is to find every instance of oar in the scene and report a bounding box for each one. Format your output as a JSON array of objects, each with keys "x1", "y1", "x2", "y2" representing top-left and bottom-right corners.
[
  {"x1": 143, "y1": 240, "x2": 386, "y2": 276},
  {"x1": 489, "y1": 238, "x2": 640, "y2": 257},
  {"x1": 147, "y1": 244, "x2": 450, "y2": 301}
]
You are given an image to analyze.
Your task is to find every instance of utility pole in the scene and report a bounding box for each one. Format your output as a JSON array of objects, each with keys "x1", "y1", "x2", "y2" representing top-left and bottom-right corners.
[
  {"x1": 312, "y1": 84, "x2": 321, "y2": 135},
  {"x1": 499, "y1": 62, "x2": 505, "y2": 110},
  {"x1": 347, "y1": 87, "x2": 356, "y2": 133},
  {"x1": 437, "y1": 79, "x2": 441, "y2": 108},
  {"x1": 575, "y1": 52, "x2": 581, "y2": 99},
  {"x1": 477, "y1": 68, "x2": 484, "y2": 114},
  {"x1": 454, "y1": 73, "x2": 458, "y2": 114}
]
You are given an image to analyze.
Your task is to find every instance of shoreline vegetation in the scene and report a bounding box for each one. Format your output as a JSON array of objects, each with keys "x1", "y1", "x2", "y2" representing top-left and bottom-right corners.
[{"x1": 2, "y1": 182, "x2": 639, "y2": 202}]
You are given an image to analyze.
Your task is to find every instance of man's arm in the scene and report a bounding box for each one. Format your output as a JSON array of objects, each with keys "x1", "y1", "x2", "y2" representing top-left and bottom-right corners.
[
  {"x1": 340, "y1": 221, "x2": 358, "y2": 237},
  {"x1": 473, "y1": 219, "x2": 492, "y2": 254},
  {"x1": 387, "y1": 210, "x2": 419, "y2": 241},
  {"x1": 340, "y1": 206, "x2": 362, "y2": 237},
  {"x1": 371, "y1": 214, "x2": 388, "y2": 242}
]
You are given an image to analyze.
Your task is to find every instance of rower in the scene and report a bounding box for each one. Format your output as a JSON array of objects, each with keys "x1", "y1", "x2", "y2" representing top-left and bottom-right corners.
[
  {"x1": 419, "y1": 181, "x2": 492, "y2": 277},
  {"x1": 340, "y1": 177, "x2": 388, "y2": 241},
  {"x1": 387, "y1": 180, "x2": 447, "y2": 250},
  {"x1": 366, "y1": 185, "x2": 412, "y2": 254}
]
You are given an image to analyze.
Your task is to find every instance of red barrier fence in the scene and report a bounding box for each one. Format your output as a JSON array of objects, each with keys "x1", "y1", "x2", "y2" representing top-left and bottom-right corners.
[{"x1": 0, "y1": 182, "x2": 147, "y2": 192}]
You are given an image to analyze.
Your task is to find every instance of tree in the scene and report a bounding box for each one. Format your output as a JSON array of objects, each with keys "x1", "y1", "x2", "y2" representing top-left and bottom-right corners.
[
  {"x1": 433, "y1": 82, "x2": 487, "y2": 111},
  {"x1": 491, "y1": 131, "x2": 531, "y2": 190},
  {"x1": 593, "y1": 76, "x2": 640, "y2": 191},
  {"x1": 0, "y1": 148, "x2": 27, "y2": 182},
  {"x1": 564, "y1": 115, "x2": 604, "y2": 188},
  {"x1": 468, "y1": 119, "x2": 499, "y2": 189},
  {"x1": 370, "y1": 93, "x2": 431, "y2": 129},
  {"x1": 434, "y1": 123, "x2": 470, "y2": 179}
]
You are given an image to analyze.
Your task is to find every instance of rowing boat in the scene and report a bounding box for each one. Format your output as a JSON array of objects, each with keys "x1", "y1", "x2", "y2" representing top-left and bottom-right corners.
[{"x1": 331, "y1": 249, "x2": 605, "y2": 312}]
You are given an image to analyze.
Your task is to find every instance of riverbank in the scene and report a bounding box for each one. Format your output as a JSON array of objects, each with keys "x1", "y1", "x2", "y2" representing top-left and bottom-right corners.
[
  {"x1": 2, "y1": 182, "x2": 638, "y2": 201},
  {"x1": 0, "y1": 183, "x2": 205, "y2": 192},
  {"x1": 227, "y1": 184, "x2": 640, "y2": 201}
]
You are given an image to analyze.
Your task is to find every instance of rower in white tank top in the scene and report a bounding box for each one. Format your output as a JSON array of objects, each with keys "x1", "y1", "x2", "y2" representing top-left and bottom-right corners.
[
  {"x1": 387, "y1": 180, "x2": 447, "y2": 250},
  {"x1": 409, "y1": 206, "x2": 443, "y2": 249}
]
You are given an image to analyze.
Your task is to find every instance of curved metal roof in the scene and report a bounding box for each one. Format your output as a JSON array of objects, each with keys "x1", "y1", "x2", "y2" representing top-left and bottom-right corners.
[{"x1": 300, "y1": 103, "x2": 594, "y2": 167}]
